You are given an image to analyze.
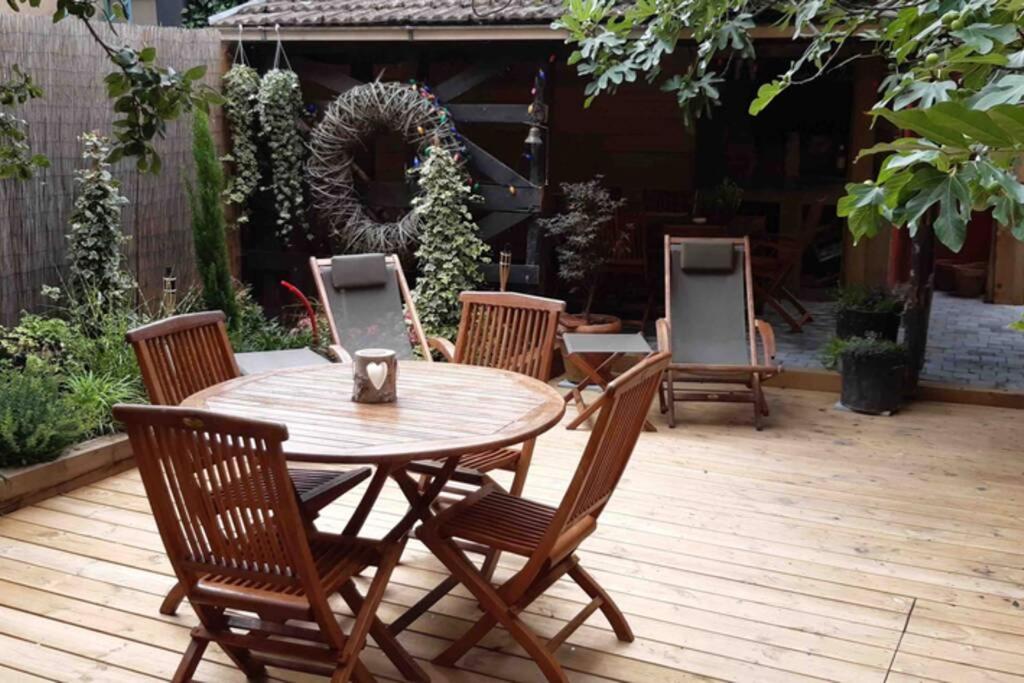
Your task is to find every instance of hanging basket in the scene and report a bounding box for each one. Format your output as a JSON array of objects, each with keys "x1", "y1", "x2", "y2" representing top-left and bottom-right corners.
[{"x1": 307, "y1": 81, "x2": 462, "y2": 253}]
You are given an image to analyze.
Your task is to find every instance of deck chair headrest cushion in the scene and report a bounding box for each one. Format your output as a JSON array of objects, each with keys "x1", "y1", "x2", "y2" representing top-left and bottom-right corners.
[
  {"x1": 679, "y1": 242, "x2": 736, "y2": 273},
  {"x1": 331, "y1": 254, "x2": 389, "y2": 289}
]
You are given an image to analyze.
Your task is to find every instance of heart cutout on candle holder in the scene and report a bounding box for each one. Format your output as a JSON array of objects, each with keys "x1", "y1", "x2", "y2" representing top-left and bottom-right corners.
[
  {"x1": 352, "y1": 348, "x2": 397, "y2": 404},
  {"x1": 366, "y1": 362, "x2": 388, "y2": 390}
]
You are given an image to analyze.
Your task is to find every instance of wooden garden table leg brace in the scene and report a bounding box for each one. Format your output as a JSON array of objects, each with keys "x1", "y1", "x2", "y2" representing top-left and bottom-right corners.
[
  {"x1": 334, "y1": 456, "x2": 461, "y2": 683},
  {"x1": 562, "y1": 352, "x2": 657, "y2": 432}
]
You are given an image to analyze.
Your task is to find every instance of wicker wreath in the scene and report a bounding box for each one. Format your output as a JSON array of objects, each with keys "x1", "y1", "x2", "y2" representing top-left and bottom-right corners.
[{"x1": 308, "y1": 81, "x2": 462, "y2": 253}]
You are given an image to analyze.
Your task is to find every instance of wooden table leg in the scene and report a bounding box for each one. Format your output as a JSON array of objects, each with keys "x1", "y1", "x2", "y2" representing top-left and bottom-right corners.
[
  {"x1": 563, "y1": 352, "x2": 619, "y2": 431},
  {"x1": 563, "y1": 352, "x2": 657, "y2": 432}
]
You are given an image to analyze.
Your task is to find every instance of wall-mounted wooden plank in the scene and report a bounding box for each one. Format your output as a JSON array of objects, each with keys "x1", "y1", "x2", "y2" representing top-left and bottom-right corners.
[
  {"x1": 464, "y1": 139, "x2": 536, "y2": 188},
  {"x1": 478, "y1": 184, "x2": 541, "y2": 211},
  {"x1": 292, "y1": 57, "x2": 364, "y2": 95},
  {"x1": 478, "y1": 211, "x2": 532, "y2": 241},
  {"x1": 434, "y1": 61, "x2": 507, "y2": 102},
  {"x1": 448, "y1": 103, "x2": 532, "y2": 124}
]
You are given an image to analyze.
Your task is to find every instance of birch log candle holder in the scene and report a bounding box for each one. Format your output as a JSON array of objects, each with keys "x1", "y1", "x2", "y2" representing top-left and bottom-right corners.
[{"x1": 352, "y1": 348, "x2": 398, "y2": 404}]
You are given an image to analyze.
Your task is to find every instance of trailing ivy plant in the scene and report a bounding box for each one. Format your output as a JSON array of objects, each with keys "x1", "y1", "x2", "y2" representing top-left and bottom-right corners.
[
  {"x1": 411, "y1": 143, "x2": 488, "y2": 342},
  {"x1": 222, "y1": 64, "x2": 261, "y2": 226},
  {"x1": 0, "y1": 66, "x2": 48, "y2": 180},
  {"x1": 188, "y1": 109, "x2": 239, "y2": 324},
  {"x1": 258, "y1": 69, "x2": 308, "y2": 242},
  {"x1": 4, "y1": 0, "x2": 223, "y2": 176},
  {"x1": 66, "y1": 132, "x2": 133, "y2": 308}
]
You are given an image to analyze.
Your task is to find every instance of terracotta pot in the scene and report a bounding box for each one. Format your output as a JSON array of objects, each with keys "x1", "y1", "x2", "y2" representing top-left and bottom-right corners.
[
  {"x1": 934, "y1": 259, "x2": 956, "y2": 292},
  {"x1": 953, "y1": 263, "x2": 986, "y2": 299},
  {"x1": 556, "y1": 313, "x2": 623, "y2": 382}
]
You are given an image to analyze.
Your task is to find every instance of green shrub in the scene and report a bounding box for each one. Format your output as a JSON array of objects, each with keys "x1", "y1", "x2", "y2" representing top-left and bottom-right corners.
[
  {"x1": 64, "y1": 371, "x2": 141, "y2": 437},
  {"x1": 821, "y1": 334, "x2": 907, "y2": 371},
  {"x1": 228, "y1": 287, "x2": 322, "y2": 353},
  {"x1": 0, "y1": 314, "x2": 75, "y2": 371},
  {"x1": 0, "y1": 369, "x2": 85, "y2": 468},
  {"x1": 188, "y1": 109, "x2": 239, "y2": 325},
  {"x1": 833, "y1": 286, "x2": 904, "y2": 315}
]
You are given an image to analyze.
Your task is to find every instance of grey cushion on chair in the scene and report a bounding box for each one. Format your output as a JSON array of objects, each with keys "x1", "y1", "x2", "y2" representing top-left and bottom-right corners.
[
  {"x1": 320, "y1": 257, "x2": 416, "y2": 360},
  {"x1": 680, "y1": 242, "x2": 736, "y2": 272},
  {"x1": 669, "y1": 242, "x2": 751, "y2": 366},
  {"x1": 331, "y1": 254, "x2": 389, "y2": 289}
]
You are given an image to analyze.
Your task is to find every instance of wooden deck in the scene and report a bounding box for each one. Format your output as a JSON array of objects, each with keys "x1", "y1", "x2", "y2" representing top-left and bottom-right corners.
[{"x1": 0, "y1": 388, "x2": 1023, "y2": 682}]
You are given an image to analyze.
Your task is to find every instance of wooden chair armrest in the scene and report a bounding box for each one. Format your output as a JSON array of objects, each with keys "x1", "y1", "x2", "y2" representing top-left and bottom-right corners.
[
  {"x1": 655, "y1": 318, "x2": 671, "y2": 354},
  {"x1": 754, "y1": 319, "x2": 778, "y2": 367},
  {"x1": 428, "y1": 337, "x2": 456, "y2": 362},
  {"x1": 328, "y1": 344, "x2": 352, "y2": 363}
]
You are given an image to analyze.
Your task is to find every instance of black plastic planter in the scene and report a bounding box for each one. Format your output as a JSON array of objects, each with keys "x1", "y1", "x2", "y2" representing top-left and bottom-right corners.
[
  {"x1": 840, "y1": 350, "x2": 906, "y2": 415},
  {"x1": 836, "y1": 309, "x2": 901, "y2": 341}
]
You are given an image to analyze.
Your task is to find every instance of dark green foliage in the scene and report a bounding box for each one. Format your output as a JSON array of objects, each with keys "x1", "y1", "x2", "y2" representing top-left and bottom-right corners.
[
  {"x1": 538, "y1": 176, "x2": 625, "y2": 318},
  {"x1": 228, "y1": 287, "x2": 323, "y2": 353},
  {"x1": 181, "y1": 0, "x2": 236, "y2": 28},
  {"x1": 188, "y1": 109, "x2": 239, "y2": 325},
  {"x1": 821, "y1": 334, "x2": 907, "y2": 371},
  {"x1": 833, "y1": 286, "x2": 904, "y2": 315},
  {"x1": 0, "y1": 369, "x2": 84, "y2": 468},
  {"x1": 64, "y1": 370, "x2": 140, "y2": 437}
]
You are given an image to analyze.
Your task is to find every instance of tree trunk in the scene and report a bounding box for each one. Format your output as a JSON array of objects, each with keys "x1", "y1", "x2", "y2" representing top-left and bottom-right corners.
[{"x1": 903, "y1": 226, "x2": 935, "y2": 394}]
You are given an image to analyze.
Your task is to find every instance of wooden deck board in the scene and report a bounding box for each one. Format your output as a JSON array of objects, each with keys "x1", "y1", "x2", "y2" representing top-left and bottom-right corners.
[{"x1": 0, "y1": 388, "x2": 1022, "y2": 681}]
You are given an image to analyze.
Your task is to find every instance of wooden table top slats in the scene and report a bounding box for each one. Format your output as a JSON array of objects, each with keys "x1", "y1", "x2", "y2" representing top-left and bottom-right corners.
[{"x1": 183, "y1": 362, "x2": 565, "y2": 463}]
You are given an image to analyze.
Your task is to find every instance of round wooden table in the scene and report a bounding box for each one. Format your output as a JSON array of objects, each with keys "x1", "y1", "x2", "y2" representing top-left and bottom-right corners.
[
  {"x1": 183, "y1": 361, "x2": 564, "y2": 683},
  {"x1": 183, "y1": 361, "x2": 565, "y2": 463}
]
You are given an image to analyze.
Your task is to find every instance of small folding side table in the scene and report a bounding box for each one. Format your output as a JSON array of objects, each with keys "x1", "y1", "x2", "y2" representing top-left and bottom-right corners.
[{"x1": 561, "y1": 332, "x2": 657, "y2": 431}]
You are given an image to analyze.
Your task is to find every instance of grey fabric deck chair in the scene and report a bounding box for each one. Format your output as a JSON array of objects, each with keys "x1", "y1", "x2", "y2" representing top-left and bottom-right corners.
[
  {"x1": 657, "y1": 236, "x2": 781, "y2": 430},
  {"x1": 310, "y1": 253, "x2": 434, "y2": 362}
]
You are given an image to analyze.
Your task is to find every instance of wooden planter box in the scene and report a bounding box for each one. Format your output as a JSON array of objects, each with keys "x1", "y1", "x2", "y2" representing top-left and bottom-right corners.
[{"x1": 0, "y1": 434, "x2": 133, "y2": 515}]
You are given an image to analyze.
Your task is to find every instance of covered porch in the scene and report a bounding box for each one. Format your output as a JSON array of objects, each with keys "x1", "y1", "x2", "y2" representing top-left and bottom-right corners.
[{"x1": 1, "y1": 388, "x2": 1021, "y2": 682}]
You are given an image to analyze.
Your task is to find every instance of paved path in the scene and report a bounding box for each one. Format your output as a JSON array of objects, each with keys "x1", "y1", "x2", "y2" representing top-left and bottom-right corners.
[{"x1": 765, "y1": 292, "x2": 1024, "y2": 391}]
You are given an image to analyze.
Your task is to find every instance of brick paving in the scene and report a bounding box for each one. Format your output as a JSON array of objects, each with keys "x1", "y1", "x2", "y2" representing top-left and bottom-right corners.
[{"x1": 764, "y1": 292, "x2": 1024, "y2": 392}]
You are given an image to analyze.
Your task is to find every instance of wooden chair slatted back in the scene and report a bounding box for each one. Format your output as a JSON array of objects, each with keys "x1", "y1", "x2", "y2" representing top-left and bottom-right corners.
[
  {"x1": 559, "y1": 352, "x2": 670, "y2": 527},
  {"x1": 116, "y1": 405, "x2": 318, "y2": 590},
  {"x1": 126, "y1": 312, "x2": 240, "y2": 406},
  {"x1": 453, "y1": 292, "x2": 565, "y2": 380}
]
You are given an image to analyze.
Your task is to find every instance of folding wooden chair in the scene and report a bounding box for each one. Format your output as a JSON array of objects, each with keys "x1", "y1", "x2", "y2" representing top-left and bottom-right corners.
[
  {"x1": 310, "y1": 253, "x2": 436, "y2": 362},
  {"x1": 750, "y1": 202, "x2": 824, "y2": 332},
  {"x1": 113, "y1": 405, "x2": 426, "y2": 683},
  {"x1": 417, "y1": 352, "x2": 671, "y2": 683},
  {"x1": 658, "y1": 236, "x2": 781, "y2": 430},
  {"x1": 391, "y1": 292, "x2": 564, "y2": 635},
  {"x1": 126, "y1": 311, "x2": 371, "y2": 615}
]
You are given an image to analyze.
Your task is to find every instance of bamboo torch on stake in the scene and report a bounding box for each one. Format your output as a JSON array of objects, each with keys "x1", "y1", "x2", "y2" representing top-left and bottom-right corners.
[{"x1": 499, "y1": 247, "x2": 512, "y2": 292}]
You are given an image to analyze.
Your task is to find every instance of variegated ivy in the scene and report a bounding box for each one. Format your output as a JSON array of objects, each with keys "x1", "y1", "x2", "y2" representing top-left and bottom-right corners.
[
  {"x1": 411, "y1": 144, "x2": 488, "y2": 342},
  {"x1": 222, "y1": 64, "x2": 261, "y2": 226},
  {"x1": 258, "y1": 69, "x2": 308, "y2": 241},
  {"x1": 67, "y1": 132, "x2": 132, "y2": 306}
]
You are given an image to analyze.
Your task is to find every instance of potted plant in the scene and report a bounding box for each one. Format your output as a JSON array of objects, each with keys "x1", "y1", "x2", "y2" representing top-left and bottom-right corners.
[
  {"x1": 695, "y1": 178, "x2": 743, "y2": 225},
  {"x1": 833, "y1": 285, "x2": 903, "y2": 342},
  {"x1": 822, "y1": 335, "x2": 907, "y2": 415},
  {"x1": 539, "y1": 176, "x2": 626, "y2": 334}
]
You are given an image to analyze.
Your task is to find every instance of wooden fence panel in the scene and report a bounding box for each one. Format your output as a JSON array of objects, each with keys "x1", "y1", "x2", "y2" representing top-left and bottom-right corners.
[{"x1": 0, "y1": 16, "x2": 224, "y2": 325}]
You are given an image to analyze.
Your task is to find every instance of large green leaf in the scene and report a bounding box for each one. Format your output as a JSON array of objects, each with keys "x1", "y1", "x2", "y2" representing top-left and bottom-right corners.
[
  {"x1": 967, "y1": 74, "x2": 1024, "y2": 110},
  {"x1": 926, "y1": 102, "x2": 1011, "y2": 147},
  {"x1": 932, "y1": 174, "x2": 972, "y2": 252},
  {"x1": 987, "y1": 105, "x2": 1024, "y2": 143},
  {"x1": 871, "y1": 108, "x2": 966, "y2": 147}
]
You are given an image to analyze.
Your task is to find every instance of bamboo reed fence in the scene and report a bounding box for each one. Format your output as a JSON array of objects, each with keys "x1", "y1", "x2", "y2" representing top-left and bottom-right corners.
[{"x1": 0, "y1": 15, "x2": 225, "y2": 325}]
